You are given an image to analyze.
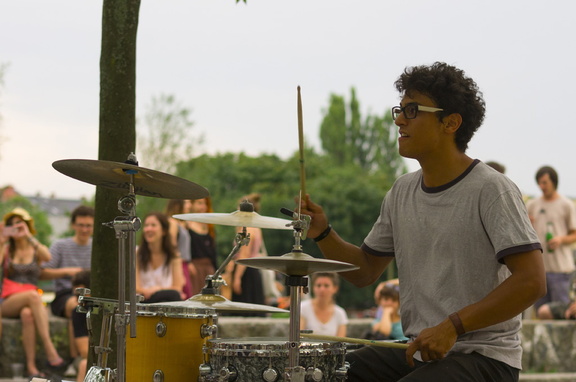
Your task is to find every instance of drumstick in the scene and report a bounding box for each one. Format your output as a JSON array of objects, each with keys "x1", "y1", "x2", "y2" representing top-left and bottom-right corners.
[
  {"x1": 297, "y1": 86, "x2": 306, "y2": 198},
  {"x1": 300, "y1": 333, "x2": 409, "y2": 349}
]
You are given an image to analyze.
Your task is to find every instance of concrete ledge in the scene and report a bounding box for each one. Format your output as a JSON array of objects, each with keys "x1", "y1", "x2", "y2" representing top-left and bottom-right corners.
[
  {"x1": 0, "y1": 315, "x2": 69, "y2": 378},
  {"x1": 217, "y1": 317, "x2": 576, "y2": 373},
  {"x1": 1, "y1": 316, "x2": 574, "y2": 377},
  {"x1": 519, "y1": 373, "x2": 576, "y2": 382},
  {"x1": 521, "y1": 319, "x2": 576, "y2": 373}
]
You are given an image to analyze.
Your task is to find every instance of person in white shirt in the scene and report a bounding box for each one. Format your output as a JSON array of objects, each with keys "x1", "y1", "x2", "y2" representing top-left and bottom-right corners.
[{"x1": 300, "y1": 272, "x2": 348, "y2": 337}]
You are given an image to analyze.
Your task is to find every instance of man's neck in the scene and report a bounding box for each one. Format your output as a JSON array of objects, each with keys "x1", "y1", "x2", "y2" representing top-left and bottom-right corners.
[
  {"x1": 420, "y1": 153, "x2": 473, "y2": 188},
  {"x1": 543, "y1": 191, "x2": 559, "y2": 201},
  {"x1": 73, "y1": 235, "x2": 91, "y2": 246}
]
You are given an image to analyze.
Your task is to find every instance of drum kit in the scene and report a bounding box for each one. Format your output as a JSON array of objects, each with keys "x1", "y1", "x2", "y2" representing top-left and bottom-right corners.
[
  {"x1": 48, "y1": 88, "x2": 406, "y2": 382},
  {"x1": 51, "y1": 152, "x2": 362, "y2": 382}
]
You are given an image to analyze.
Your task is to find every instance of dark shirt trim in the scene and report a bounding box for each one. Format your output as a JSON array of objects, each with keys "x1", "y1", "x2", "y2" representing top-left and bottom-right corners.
[
  {"x1": 497, "y1": 243, "x2": 542, "y2": 264},
  {"x1": 421, "y1": 159, "x2": 480, "y2": 193},
  {"x1": 361, "y1": 242, "x2": 394, "y2": 257}
]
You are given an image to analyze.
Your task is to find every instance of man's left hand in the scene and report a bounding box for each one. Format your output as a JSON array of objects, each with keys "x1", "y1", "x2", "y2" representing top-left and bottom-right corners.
[{"x1": 405, "y1": 319, "x2": 458, "y2": 367}]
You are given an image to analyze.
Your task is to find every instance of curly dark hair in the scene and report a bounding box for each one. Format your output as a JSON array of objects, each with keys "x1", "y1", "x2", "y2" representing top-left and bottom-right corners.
[{"x1": 394, "y1": 62, "x2": 486, "y2": 152}]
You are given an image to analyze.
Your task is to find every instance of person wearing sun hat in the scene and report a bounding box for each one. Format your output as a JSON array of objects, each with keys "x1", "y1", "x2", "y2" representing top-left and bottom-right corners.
[{"x1": 1, "y1": 207, "x2": 67, "y2": 379}]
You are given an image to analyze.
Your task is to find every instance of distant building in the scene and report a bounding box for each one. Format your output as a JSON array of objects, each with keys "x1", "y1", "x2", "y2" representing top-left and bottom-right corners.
[{"x1": 27, "y1": 195, "x2": 84, "y2": 239}]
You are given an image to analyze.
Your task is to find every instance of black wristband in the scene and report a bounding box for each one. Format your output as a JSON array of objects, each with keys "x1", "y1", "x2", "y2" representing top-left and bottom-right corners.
[{"x1": 314, "y1": 224, "x2": 332, "y2": 242}]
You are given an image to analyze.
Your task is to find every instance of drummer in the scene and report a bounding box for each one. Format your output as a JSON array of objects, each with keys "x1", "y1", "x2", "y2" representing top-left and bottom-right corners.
[{"x1": 299, "y1": 62, "x2": 545, "y2": 382}]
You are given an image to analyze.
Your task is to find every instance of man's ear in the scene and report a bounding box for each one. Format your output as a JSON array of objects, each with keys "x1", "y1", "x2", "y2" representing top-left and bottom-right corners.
[{"x1": 443, "y1": 113, "x2": 463, "y2": 133}]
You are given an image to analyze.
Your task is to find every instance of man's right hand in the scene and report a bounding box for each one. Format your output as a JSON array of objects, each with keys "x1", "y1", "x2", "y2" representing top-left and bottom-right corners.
[{"x1": 297, "y1": 194, "x2": 329, "y2": 239}]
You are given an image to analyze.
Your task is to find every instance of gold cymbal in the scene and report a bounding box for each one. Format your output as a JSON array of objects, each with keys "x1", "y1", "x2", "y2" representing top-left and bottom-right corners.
[
  {"x1": 236, "y1": 251, "x2": 359, "y2": 276},
  {"x1": 173, "y1": 210, "x2": 293, "y2": 230},
  {"x1": 154, "y1": 293, "x2": 289, "y2": 313},
  {"x1": 52, "y1": 159, "x2": 209, "y2": 199}
]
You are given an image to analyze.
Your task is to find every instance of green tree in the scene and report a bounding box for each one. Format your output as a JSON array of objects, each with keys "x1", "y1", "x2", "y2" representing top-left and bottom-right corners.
[
  {"x1": 137, "y1": 93, "x2": 203, "y2": 173},
  {"x1": 319, "y1": 87, "x2": 407, "y2": 181},
  {"x1": 170, "y1": 152, "x2": 298, "y2": 266},
  {"x1": 170, "y1": 148, "x2": 397, "y2": 311},
  {"x1": 135, "y1": 93, "x2": 205, "y2": 217}
]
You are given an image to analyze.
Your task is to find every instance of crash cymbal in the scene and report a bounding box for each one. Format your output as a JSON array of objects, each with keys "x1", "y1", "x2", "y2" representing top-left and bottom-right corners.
[
  {"x1": 236, "y1": 251, "x2": 359, "y2": 276},
  {"x1": 174, "y1": 210, "x2": 293, "y2": 230},
  {"x1": 154, "y1": 293, "x2": 289, "y2": 313},
  {"x1": 52, "y1": 159, "x2": 209, "y2": 199}
]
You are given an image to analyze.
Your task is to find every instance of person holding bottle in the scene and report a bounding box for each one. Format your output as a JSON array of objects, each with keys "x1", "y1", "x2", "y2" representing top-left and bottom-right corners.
[{"x1": 527, "y1": 166, "x2": 576, "y2": 315}]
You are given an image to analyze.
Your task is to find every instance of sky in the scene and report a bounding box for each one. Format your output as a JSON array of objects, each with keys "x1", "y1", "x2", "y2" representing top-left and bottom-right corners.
[{"x1": 1, "y1": 0, "x2": 575, "y2": 201}]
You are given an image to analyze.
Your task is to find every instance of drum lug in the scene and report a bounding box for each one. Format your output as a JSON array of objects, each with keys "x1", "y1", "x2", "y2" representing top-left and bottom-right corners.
[
  {"x1": 198, "y1": 363, "x2": 212, "y2": 379},
  {"x1": 286, "y1": 366, "x2": 306, "y2": 382},
  {"x1": 305, "y1": 367, "x2": 323, "y2": 382},
  {"x1": 155, "y1": 321, "x2": 167, "y2": 337},
  {"x1": 262, "y1": 367, "x2": 280, "y2": 382},
  {"x1": 153, "y1": 369, "x2": 164, "y2": 382},
  {"x1": 201, "y1": 323, "x2": 218, "y2": 338},
  {"x1": 335, "y1": 361, "x2": 350, "y2": 380},
  {"x1": 218, "y1": 365, "x2": 237, "y2": 381}
]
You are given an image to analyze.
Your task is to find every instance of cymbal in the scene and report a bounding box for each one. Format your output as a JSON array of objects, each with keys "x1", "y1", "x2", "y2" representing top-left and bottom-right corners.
[
  {"x1": 173, "y1": 210, "x2": 293, "y2": 230},
  {"x1": 154, "y1": 293, "x2": 289, "y2": 313},
  {"x1": 52, "y1": 159, "x2": 209, "y2": 199},
  {"x1": 236, "y1": 251, "x2": 359, "y2": 276}
]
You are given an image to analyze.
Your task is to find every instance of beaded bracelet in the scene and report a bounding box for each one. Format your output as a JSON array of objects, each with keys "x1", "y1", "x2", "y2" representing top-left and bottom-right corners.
[{"x1": 313, "y1": 224, "x2": 332, "y2": 242}]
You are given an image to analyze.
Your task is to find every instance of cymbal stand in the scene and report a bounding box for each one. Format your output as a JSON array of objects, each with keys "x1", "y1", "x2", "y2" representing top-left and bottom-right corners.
[
  {"x1": 101, "y1": 155, "x2": 142, "y2": 382},
  {"x1": 77, "y1": 292, "x2": 122, "y2": 382},
  {"x1": 198, "y1": 200, "x2": 254, "y2": 294},
  {"x1": 200, "y1": 227, "x2": 250, "y2": 294},
  {"x1": 284, "y1": 211, "x2": 311, "y2": 382}
]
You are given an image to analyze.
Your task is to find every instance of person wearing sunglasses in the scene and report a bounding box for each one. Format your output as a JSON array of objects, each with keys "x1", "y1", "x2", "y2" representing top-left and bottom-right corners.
[{"x1": 299, "y1": 62, "x2": 545, "y2": 382}]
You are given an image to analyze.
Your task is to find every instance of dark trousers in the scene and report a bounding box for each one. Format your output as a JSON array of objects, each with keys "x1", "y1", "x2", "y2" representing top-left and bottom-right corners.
[{"x1": 346, "y1": 346, "x2": 519, "y2": 382}]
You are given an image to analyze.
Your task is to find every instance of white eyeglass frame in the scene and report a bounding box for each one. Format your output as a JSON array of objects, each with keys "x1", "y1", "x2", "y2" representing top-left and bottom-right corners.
[{"x1": 392, "y1": 103, "x2": 444, "y2": 120}]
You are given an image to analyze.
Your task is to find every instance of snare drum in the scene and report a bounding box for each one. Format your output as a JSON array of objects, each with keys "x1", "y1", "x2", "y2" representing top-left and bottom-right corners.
[
  {"x1": 199, "y1": 338, "x2": 348, "y2": 382},
  {"x1": 126, "y1": 303, "x2": 217, "y2": 382}
]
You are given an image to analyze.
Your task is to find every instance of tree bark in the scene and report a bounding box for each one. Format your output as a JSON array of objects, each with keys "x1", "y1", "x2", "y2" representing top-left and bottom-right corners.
[{"x1": 91, "y1": 0, "x2": 141, "y2": 371}]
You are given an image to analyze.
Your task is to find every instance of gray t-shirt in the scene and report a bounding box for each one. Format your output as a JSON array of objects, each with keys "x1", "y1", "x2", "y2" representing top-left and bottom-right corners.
[
  {"x1": 45, "y1": 237, "x2": 92, "y2": 292},
  {"x1": 362, "y1": 160, "x2": 541, "y2": 369}
]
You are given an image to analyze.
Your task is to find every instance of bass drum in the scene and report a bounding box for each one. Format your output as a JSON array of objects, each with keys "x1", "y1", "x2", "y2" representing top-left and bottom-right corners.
[
  {"x1": 199, "y1": 338, "x2": 348, "y2": 381},
  {"x1": 125, "y1": 303, "x2": 217, "y2": 381}
]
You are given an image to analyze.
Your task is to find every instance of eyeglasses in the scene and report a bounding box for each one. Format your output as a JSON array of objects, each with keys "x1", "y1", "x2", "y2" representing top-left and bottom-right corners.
[
  {"x1": 391, "y1": 102, "x2": 443, "y2": 120},
  {"x1": 74, "y1": 223, "x2": 94, "y2": 229}
]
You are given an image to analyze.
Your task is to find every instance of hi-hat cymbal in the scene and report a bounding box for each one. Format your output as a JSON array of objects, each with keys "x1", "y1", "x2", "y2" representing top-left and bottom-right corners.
[
  {"x1": 174, "y1": 210, "x2": 293, "y2": 230},
  {"x1": 154, "y1": 293, "x2": 288, "y2": 313},
  {"x1": 52, "y1": 159, "x2": 209, "y2": 199},
  {"x1": 236, "y1": 251, "x2": 359, "y2": 276}
]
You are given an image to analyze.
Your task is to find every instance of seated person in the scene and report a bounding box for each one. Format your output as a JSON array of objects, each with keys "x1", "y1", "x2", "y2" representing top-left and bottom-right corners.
[
  {"x1": 300, "y1": 272, "x2": 348, "y2": 337},
  {"x1": 136, "y1": 213, "x2": 185, "y2": 303},
  {"x1": 537, "y1": 272, "x2": 576, "y2": 320},
  {"x1": 368, "y1": 282, "x2": 408, "y2": 341},
  {"x1": 70, "y1": 270, "x2": 91, "y2": 382}
]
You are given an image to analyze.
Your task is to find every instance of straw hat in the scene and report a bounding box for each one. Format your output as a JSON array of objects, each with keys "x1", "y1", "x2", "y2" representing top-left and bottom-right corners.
[{"x1": 3, "y1": 207, "x2": 37, "y2": 235}]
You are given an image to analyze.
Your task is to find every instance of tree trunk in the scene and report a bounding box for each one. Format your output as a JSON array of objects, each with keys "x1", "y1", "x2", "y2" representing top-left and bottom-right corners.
[{"x1": 91, "y1": 0, "x2": 141, "y2": 371}]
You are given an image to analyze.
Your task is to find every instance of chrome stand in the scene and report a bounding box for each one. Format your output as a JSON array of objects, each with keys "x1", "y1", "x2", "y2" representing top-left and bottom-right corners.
[{"x1": 283, "y1": 213, "x2": 310, "y2": 382}]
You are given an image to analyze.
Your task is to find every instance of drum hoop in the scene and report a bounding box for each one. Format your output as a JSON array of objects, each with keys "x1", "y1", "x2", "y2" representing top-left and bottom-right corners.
[
  {"x1": 129, "y1": 304, "x2": 215, "y2": 319},
  {"x1": 205, "y1": 338, "x2": 346, "y2": 356}
]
